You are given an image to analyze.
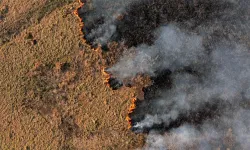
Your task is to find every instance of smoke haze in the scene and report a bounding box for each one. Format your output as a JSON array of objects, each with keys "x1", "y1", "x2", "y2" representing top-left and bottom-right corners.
[{"x1": 79, "y1": 0, "x2": 250, "y2": 149}]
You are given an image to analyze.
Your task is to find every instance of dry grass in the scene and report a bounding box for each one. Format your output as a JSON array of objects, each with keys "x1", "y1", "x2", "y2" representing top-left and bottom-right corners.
[
  {"x1": 0, "y1": 0, "x2": 74, "y2": 46},
  {"x1": 0, "y1": 0, "x2": 144, "y2": 149}
]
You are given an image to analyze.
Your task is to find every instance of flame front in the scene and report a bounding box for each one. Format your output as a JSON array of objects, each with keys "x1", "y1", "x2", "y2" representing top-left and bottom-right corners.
[
  {"x1": 102, "y1": 67, "x2": 138, "y2": 129},
  {"x1": 75, "y1": 0, "x2": 137, "y2": 130},
  {"x1": 126, "y1": 97, "x2": 137, "y2": 129},
  {"x1": 74, "y1": 0, "x2": 86, "y2": 44},
  {"x1": 102, "y1": 67, "x2": 111, "y2": 87}
]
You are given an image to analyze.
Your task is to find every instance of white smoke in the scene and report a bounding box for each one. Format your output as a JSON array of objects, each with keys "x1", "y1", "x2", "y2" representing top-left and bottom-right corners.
[
  {"x1": 135, "y1": 37, "x2": 250, "y2": 149},
  {"x1": 108, "y1": 25, "x2": 205, "y2": 79},
  {"x1": 143, "y1": 108, "x2": 250, "y2": 150},
  {"x1": 80, "y1": 0, "x2": 139, "y2": 46},
  {"x1": 81, "y1": 0, "x2": 250, "y2": 149}
]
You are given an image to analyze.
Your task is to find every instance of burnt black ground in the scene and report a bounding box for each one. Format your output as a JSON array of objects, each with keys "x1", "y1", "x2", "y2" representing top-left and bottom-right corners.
[
  {"x1": 77, "y1": 0, "x2": 247, "y2": 134},
  {"x1": 78, "y1": 0, "x2": 231, "y2": 49}
]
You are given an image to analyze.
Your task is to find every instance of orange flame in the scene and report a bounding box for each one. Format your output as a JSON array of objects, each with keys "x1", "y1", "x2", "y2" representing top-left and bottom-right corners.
[
  {"x1": 75, "y1": 1, "x2": 111, "y2": 84},
  {"x1": 74, "y1": 0, "x2": 102, "y2": 52},
  {"x1": 73, "y1": 0, "x2": 84, "y2": 18},
  {"x1": 102, "y1": 67, "x2": 112, "y2": 87},
  {"x1": 126, "y1": 97, "x2": 137, "y2": 129},
  {"x1": 74, "y1": 0, "x2": 87, "y2": 44},
  {"x1": 75, "y1": 0, "x2": 137, "y2": 130}
]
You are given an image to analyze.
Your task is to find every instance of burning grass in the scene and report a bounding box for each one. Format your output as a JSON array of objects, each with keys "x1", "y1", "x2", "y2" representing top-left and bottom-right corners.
[
  {"x1": 70, "y1": 0, "x2": 250, "y2": 149},
  {"x1": 0, "y1": 0, "x2": 146, "y2": 149},
  {"x1": 126, "y1": 98, "x2": 138, "y2": 129}
]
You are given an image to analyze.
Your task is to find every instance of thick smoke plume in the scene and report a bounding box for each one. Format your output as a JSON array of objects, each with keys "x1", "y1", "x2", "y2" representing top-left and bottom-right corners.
[
  {"x1": 78, "y1": 0, "x2": 137, "y2": 47},
  {"x1": 108, "y1": 25, "x2": 205, "y2": 79},
  {"x1": 79, "y1": 0, "x2": 250, "y2": 149}
]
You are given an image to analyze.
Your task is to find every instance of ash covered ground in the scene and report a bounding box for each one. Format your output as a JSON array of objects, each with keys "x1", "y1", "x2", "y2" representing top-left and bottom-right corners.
[{"x1": 78, "y1": 0, "x2": 250, "y2": 149}]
